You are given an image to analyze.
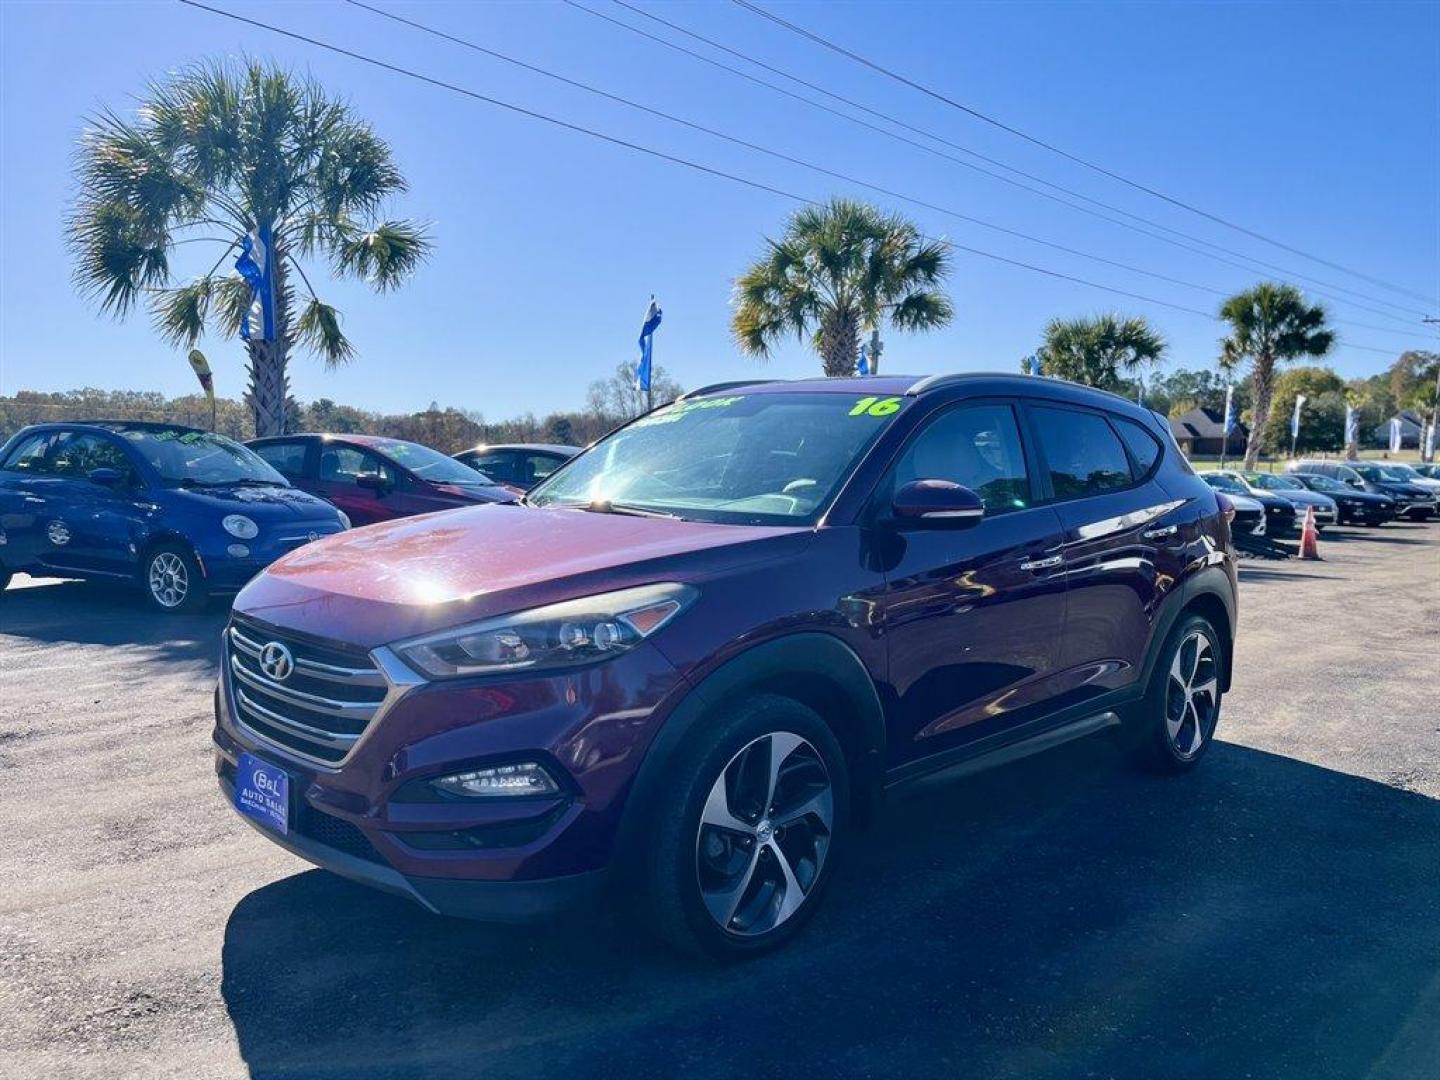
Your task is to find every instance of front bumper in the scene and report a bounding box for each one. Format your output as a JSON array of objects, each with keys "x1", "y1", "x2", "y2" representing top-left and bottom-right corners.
[
  {"x1": 217, "y1": 768, "x2": 603, "y2": 920},
  {"x1": 197, "y1": 526, "x2": 344, "y2": 592},
  {"x1": 213, "y1": 625, "x2": 686, "y2": 920}
]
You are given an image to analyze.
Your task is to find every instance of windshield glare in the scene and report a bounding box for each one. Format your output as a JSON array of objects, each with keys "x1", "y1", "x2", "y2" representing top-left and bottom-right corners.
[
  {"x1": 528, "y1": 391, "x2": 905, "y2": 524},
  {"x1": 1301, "y1": 475, "x2": 1348, "y2": 494},
  {"x1": 371, "y1": 438, "x2": 497, "y2": 484},
  {"x1": 1203, "y1": 474, "x2": 1246, "y2": 494},
  {"x1": 1254, "y1": 474, "x2": 1302, "y2": 490},
  {"x1": 123, "y1": 429, "x2": 286, "y2": 486}
]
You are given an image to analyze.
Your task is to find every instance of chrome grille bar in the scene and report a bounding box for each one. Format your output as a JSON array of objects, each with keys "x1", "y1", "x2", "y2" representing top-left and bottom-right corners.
[
  {"x1": 229, "y1": 656, "x2": 377, "y2": 718},
  {"x1": 229, "y1": 626, "x2": 386, "y2": 687},
  {"x1": 234, "y1": 687, "x2": 360, "y2": 752}
]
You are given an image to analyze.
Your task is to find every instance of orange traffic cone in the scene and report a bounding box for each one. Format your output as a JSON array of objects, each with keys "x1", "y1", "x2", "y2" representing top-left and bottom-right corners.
[{"x1": 1299, "y1": 505, "x2": 1321, "y2": 560}]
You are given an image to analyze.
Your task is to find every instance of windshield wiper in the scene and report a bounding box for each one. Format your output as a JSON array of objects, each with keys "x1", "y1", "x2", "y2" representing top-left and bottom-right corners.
[{"x1": 582, "y1": 500, "x2": 679, "y2": 519}]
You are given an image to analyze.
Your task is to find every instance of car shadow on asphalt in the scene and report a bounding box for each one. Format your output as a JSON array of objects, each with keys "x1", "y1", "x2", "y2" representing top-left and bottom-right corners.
[
  {"x1": 0, "y1": 577, "x2": 228, "y2": 663},
  {"x1": 220, "y1": 737, "x2": 1440, "y2": 1080}
]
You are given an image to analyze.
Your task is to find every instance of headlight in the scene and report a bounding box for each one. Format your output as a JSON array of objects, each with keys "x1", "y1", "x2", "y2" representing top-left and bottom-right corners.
[
  {"x1": 336, "y1": 510, "x2": 352, "y2": 530},
  {"x1": 222, "y1": 514, "x2": 259, "y2": 539},
  {"x1": 393, "y1": 582, "x2": 695, "y2": 679}
]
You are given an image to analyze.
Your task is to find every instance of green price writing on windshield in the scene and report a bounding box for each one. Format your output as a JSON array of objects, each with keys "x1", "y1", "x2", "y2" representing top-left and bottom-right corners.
[{"x1": 849, "y1": 396, "x2": 901, "y2": 417}]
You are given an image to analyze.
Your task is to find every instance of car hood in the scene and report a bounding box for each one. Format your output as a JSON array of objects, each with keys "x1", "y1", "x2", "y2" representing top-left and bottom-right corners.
[
  {"x1": 1226, "y1": 493, "x2": 1264, "y2": 511},
  {"x1": 233, "y1": 503, "x2": 810, "y2": 647},
  {"x1": 1370, "y1": 481, "x2": 1431, "y2": 498},
  {"x1": 174, "y1": 483, "x2": 339, "y2": 521}
]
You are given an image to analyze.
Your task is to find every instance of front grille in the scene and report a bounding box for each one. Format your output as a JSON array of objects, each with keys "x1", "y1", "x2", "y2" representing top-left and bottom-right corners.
[{"x1": 226, "y1": 616, "x2": 389, "y2": 764}]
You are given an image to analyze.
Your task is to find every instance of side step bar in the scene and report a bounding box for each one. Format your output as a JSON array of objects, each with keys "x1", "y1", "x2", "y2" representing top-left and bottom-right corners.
[{"x1": 886, "y1": 710, "x2": 1122, "y2": 791}]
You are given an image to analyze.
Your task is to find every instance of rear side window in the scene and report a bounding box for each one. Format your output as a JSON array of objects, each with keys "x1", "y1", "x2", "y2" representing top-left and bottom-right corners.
[
  {"x1": 1114, "y1": 418, "x2": 1162, "y2": 477},
  {"x1": 318, "y1": 444, "x2": 397, "y2": 486},
  {"x1": 1032, "y1": 406, "x2": 1133, "y2": 499},
  {"x1": 254, "y1": 441, "x2": 308, "y2": 480},
  {"x1": 893, "y1": 403, "x2": 1032, "y2": 514},
  {"x1": 1, "y1": 430, "x2": 65, "y2": 473}
]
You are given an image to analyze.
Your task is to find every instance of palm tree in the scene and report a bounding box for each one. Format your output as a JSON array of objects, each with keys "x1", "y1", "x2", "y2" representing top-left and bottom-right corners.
[
  {"x1": 732, "y1": 198, "x2": 953, "y2": 376},
  {"x1": 68, "y1": 60, "x2": 430, "y2": 436},
  {"x1": 1217, "y1": 283, "x2": 1334, "y2": 469},
  {"x1": 1035, "y1": 314, "x2": 1166, "y2": 389}
]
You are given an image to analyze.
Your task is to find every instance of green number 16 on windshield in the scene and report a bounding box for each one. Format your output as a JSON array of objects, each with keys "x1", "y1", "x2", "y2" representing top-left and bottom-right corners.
[{"x1": 849, "y1": 396, "x2": 902, "y2": 417}]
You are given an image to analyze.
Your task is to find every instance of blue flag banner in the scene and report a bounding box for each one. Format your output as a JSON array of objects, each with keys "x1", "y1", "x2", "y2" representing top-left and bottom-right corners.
[
  {"x1": 1390, "y1": 417, "x2": 1404, "y2": 453},
  {"x1": 1222, "y1": 383, "x2": 1236, "y2": 436},
  {"x1": 858, "y1": 342, "x2": 871, "y2": 376},
  {"x1": 234, "y1": 225, "x2": 277, "y2": 342},
  {"x1": 1290, "y1": 395, "x2": 1307, "y2": 439},
  {"x1": 1426, "y1": 422, "x2": 1436, "y2": 461},
  {"x1": 1344, "y1": 405, "x2": 1359, "y2": 448},
  {"x1": 1136, "y1": 375, "x2": 1145, "y2": 406},
  {"x1": 636, "y1": 296, "x2": 661, "y2": 393}
]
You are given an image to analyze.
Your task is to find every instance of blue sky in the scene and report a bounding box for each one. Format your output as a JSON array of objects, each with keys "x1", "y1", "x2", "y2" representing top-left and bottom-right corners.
[{"x1": 2, "y1": 0, "x2": 1436, "y2": 420}]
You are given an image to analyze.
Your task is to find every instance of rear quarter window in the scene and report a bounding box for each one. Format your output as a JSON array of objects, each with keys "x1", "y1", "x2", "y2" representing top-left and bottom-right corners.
[{"x1": 1114, "y1": 418, "x2": 1163, "y2": 478}]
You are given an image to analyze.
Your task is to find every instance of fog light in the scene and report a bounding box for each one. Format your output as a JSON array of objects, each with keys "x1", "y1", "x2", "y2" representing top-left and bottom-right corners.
[
  {"x1": 227, "y1": 544, "x2": 250, "y2": 558},
  {"x1": 431, "y1": 761, "x2": 560, "y2": 798}
]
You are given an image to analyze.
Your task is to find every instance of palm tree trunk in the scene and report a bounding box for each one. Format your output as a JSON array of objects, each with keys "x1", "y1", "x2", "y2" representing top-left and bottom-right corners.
[
  {"x1": 246, "y1": 242, "x2": 292, "y2": 437},
  {"x1": 1243, "y1": 352, "x2": 1275, "y2": 471},
  {"x1": 818, "y1": 308, "x2": 860, "y2": 378}
]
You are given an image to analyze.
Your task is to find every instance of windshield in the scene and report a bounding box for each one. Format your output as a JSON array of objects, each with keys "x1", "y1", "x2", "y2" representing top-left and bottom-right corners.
[
  {"x1": 1202, "y1": 473, "x2": 1247, "y2": 494},
  {"x1": 1252, "y1": 474, "x2": 1302, "y2": 491},
  {"x1": 1299, "y1": 475, "x2": 1349, "y2": 494},
  {"x1": 528, "y1": 391, "x2": 907, "y2": 524},
  {"x1": 122, "y1": 429, "x2": 287, "y2": 486},
  {"x1": 370, "y1": 438, "x2": 498, "y2": 485},
  {"x1": 1386, "y1": 464, "x2": 1425, "y2": 480},
  {"x1": 1358, "y1": 465, "x2": 1408, "y2": 482}
]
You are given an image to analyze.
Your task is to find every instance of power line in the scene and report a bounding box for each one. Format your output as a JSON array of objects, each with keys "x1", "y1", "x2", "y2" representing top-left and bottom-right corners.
[
  {"x1": 592, "y1": 0, "x2": 1427, "y2": 324},
  {"x1": 730, "y1": 0, "x2": 1437, "y2": 309},
  {"x1": 174, "y1": 0, "x2": 1409, "y2": 359},
  {"x1": 346, "y1": 0, "x2": 1232, "y2": 301}
]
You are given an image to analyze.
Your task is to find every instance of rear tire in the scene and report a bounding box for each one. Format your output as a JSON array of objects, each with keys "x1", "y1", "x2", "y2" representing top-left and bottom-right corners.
[
  {"x1": 1136, "y1": 613, "x2": 1224, "y2": 773},
  {"x1": 140, "y1": 542, "x2": 208, "y2": 614},
  {"x1": 643, "y1": 693, "x2": 850, "y2": 960}
]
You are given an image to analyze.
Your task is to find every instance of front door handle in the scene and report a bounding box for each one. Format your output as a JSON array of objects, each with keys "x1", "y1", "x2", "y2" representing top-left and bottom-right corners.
[
  {"x1": 1142, "y1": 524, "x2": 1178, "y2": 540},
  {"x1": 1019, "y1": 554, "x2": 1063, "y2": 572}
]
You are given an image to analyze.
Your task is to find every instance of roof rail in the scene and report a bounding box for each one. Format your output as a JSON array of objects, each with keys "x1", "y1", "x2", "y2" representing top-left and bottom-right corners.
[
  {"x1": 904, "y1": 373, "x2": 973, "y2": 395},
  {"x1": 677, "y1": 379, "x2": 778, "y2": 401}
]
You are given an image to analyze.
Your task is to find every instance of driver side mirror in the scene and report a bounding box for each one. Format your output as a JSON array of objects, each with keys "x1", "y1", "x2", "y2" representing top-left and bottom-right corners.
[
  {"x1": 356, "y1": 471, "x2": 391, "y2": 494},
  {"x1": 88, "y1": 467, "x2": 125, "y2": 487},
  {"x1": 893, "y1": 479, "x2": 984, "y2": 526}
]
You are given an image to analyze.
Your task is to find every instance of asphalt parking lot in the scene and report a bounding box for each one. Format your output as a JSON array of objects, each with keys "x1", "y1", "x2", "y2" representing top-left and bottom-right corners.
[{"x1": 2, "y1": 524, "x2": 1437, "y2": 1080}]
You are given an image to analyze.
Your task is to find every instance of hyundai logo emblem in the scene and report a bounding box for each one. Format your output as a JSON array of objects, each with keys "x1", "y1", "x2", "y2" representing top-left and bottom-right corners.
[{"x1": 258, "y1": 641, "x2": 295, "y2": 681}]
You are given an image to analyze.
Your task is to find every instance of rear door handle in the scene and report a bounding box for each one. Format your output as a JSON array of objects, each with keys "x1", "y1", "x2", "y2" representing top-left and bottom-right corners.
[
  {"x1": 1019, "y1": 554, "x2": 1063, "y2": 571},
  {"x1": 1142, "y1": 524, "x2": 1178, "y2": 539}
]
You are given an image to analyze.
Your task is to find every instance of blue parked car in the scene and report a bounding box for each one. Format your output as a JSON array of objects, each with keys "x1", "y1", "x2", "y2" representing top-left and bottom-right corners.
[{"x1": 0, "y1": 421, "x2": 348, "y2": 612}]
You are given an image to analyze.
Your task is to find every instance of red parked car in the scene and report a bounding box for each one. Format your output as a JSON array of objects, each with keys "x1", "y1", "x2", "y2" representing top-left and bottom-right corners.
[{"x1": 248, "y1": 434, "x2": 517, "y2": 526}]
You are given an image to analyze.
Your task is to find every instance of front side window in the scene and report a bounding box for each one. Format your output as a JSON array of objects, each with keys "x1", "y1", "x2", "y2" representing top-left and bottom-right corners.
[
  {"x1": 529, "y1": 391, "x2": 907, "y2": 524},
  {"x1": 891, "y1": 403, "x2": 1031, "y2": 514},
  {"x1": 53, "y1": 433, "x2": 136, "y2": 482},
  {"x1": 120, "y1": 428, "x2": 285, "y2": 487},
  {"x1": 1032, "y1": 406, "x2": 1133, "y2": 499},
  {"x1": 319, "y1": 445, "x2": 397, "y2": 486}
]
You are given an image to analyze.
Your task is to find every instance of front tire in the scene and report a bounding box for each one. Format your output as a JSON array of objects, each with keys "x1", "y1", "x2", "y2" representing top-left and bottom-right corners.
[
  {"x1": 1137, "y1": 613, "x2": 1224, "y2": 773},
  {"x1": 644, "y1": 694, "x2": 849, "y2": 959},
  {"x1": 141, "y1": 542, "x2": 208, "y2": 613}
]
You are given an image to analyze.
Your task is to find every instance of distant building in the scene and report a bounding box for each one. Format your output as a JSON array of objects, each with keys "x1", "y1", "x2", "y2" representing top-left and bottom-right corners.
[
  {"x1": 1169, "y1": 406, "x2": 1248, "y2": 457},
  {"x1": 1370, "y1": 409, "x2": 1425, "y2": 449}
]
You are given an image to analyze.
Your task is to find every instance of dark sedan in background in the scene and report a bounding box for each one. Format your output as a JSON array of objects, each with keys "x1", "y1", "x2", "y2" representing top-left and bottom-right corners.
[
  {"x1": 1201, "y1": 473, "x2": 1297, "y2": 534},
  {"x1": 453, "y1": 442, "x2": 580, "y2": 491},
  {"x1": 1290, "y1": 473, "x2": 1395, "y2": 525},
  {"x1": 250, "y1": 434, "x2": 518, "y2": 527}
]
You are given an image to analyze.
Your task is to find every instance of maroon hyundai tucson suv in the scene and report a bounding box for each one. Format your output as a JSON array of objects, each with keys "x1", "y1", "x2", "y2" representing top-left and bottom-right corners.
[{"x1": 216, "y1": 375, "x2": 1237, "y2": 957}]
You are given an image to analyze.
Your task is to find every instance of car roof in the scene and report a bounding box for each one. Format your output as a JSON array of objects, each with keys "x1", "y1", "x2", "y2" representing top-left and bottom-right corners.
[
  {"x1": 458, "y1": 443, "x2": 580, "y2": 455},
  {"x1": 682, "y1": 373, "x2": 1148, "y2": 415},
  {"x1": 250, "y1": 433, "x2": 416, "y2": 449},
  {"x1": 13, "y1": 419, "x2": 207, "y2": 437}
]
